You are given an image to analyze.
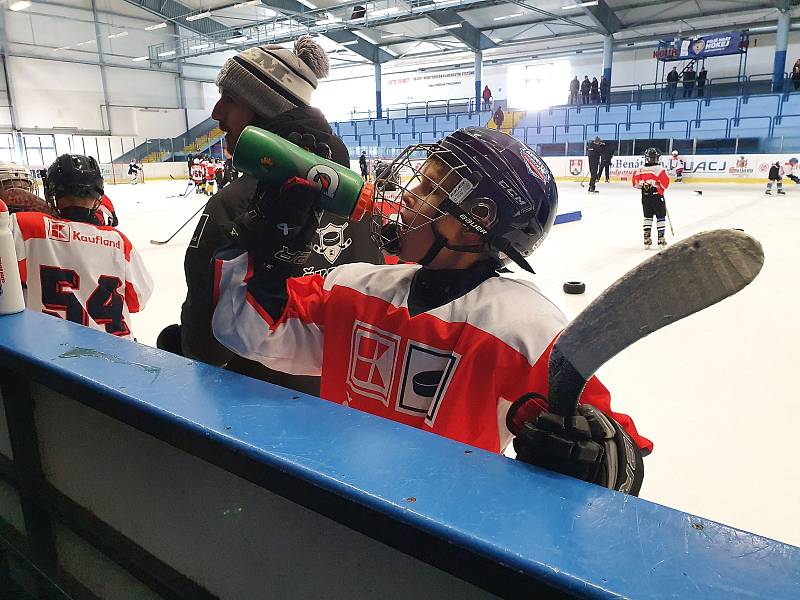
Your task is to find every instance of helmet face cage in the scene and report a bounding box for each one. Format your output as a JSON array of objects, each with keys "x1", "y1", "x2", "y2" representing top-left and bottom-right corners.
[
  {"x1": 0, "y1": 163, "x2": 36, "y2": 197},
  {"x1": 370, "y1": 142, "x2": 483, "y2": 252}
]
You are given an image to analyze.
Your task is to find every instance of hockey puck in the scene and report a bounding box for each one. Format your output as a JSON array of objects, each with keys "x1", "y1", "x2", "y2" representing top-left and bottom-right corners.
[
  {"x1": 563, "y1": 281, "x2": 586, "y2": 295},
  {"x1": 694, "y1": 190, "x2": 703, "y2": 195}
]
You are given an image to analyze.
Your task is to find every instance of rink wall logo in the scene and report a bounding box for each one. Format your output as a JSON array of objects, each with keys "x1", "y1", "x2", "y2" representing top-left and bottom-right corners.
[
  {"x1": 728, "y1": 156, "x2": 754, "y2": 175},
  {"x1": 569, "y1": 159, "x2": 583, "y2": 175},
  {"x1": 306, "y1": 164, "x2": 340, "y2": 199}
]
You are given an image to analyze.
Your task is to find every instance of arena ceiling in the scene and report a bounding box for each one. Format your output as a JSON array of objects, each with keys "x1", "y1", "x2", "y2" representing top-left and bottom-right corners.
[{"x1": 127, "y1": 0, "x2": 800, "y2": 68}]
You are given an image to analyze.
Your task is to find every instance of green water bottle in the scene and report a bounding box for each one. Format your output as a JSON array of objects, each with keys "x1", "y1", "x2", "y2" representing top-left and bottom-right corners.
[{"x1": 233, "y1": 126, "x2": 374, "y2": 222}]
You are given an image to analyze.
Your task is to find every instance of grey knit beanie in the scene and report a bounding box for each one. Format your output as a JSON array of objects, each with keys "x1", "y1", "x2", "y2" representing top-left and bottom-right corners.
[{"x1": 216, "y1": 36, "x2": 329, "y2": 120}]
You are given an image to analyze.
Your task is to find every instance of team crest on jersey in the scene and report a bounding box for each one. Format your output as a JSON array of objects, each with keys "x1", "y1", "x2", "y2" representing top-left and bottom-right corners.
[
  {"x1": 312, "y1": 221, "x2": 352, "y2": 264},
  {"x1": 396, "y1": 342, "x2": 460, "y2": 427},
  {"x1": 569, "y1": 159, "x2": 584, "y2": 175},
  {"x1": 520, "y1": 148, "x2": 551, "y2": 185},
  {"x1": 46, "y1": 219, "x2": 71, "y2": 242},
  {"x1": 347, "y1": 322, "x2": 401, "y2": 405},
  {"x1": 306, "y1": 164, "x2": 340, "y2": 199}
]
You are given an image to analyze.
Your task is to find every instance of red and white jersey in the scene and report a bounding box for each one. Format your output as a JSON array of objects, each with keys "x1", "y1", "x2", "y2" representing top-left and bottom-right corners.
[
  {"x1": 213, "y1": 257, "x2": 652, "y2": 454},
  {"x1": 10, "y1": 212, "x2": 153, "y2": 339},
  {"x1": 190, "y1": 165, "x2": 205, "y2": 182},
  {"x1": 204, "y1": 162, "x2": 216, "y2": 181},
  {"x1": 632, "y1": 165, "x2": 671, "y2": 196},
  {"x1": 95, "y1": 194, "x2": 116, "y2": 226},
  {"x1": 668, "y1": 155, "x2": 685, "y2": 172}
]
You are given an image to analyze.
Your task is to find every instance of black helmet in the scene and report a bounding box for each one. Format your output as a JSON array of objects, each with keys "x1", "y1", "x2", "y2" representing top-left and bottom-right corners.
[
  {"x1": 45, "y1": 154, "x2": 103, "y2": 204},
  {"x1": 643, "y1": 148, "x2": 661, "y2": 165},
  {"x1": 371, "y1": 127, "x2": 557, "y2": 272}
]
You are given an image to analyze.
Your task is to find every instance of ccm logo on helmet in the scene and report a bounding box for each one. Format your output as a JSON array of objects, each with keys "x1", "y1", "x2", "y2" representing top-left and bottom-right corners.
[
  {"x1": 306, "y1": 164, "x2": 340, "y2": 199},
  {"x1": 520, "y1": 148, "x2": 552, "y2": 185}
]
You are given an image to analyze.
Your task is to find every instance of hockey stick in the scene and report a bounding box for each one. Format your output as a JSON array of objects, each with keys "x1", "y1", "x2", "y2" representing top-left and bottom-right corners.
[
  {"x1": 547, "y1": 229, "x2": 764, "y2": 416},
  {"x1": 149, "y1": 204, "x2": 206, "y2": 245},
  {"x1": 579, "y1": 170, "x2": 589, "y2": 188},
  {"x1": 167, "y1": 181, "x2": 194, "y2": 198},
  {"x1": 665, "y1": 205, "x2": 675, "y2": 236}
]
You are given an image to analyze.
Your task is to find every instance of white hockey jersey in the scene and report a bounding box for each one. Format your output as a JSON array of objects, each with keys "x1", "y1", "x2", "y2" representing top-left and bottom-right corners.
[
  {"x1": 668, "y1": 156, "x2": 685, "y2": 172},
  {"x1": 212, "y1": 255, "x2": 651, "y2": 454},
  {"x1": 190, "y1": 164, "x2": 205, "y2": 182},
  {"x1": 10, "y1": 212, "x2": 153, "y2": 339}
]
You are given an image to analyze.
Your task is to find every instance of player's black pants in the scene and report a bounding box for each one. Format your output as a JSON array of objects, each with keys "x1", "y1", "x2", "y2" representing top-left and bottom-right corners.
[
  {"x1": 642, "y1": 194, "x2": 666, "y2": 239},
  {"x1": 588, "y1": 158, "x2": 600, "y2": 190},
  {"x1": 600, "y1": 160, "x2": 611, "y2": 181}
]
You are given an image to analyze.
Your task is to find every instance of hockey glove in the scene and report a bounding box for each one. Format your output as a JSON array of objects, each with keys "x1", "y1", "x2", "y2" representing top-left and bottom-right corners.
[
  {"x1": 226, "y1": 177, "x2": 322, "y2": 271},
  {"x1": 507, "y1": 393, "x2": 644, "y2": 495},
  {"x1": 286, "y1": 132, "x2": 332, "y2": 160}
]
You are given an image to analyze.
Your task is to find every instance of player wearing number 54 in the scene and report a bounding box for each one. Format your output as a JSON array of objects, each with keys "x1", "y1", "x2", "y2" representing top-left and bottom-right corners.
[{"x1": 8, "y1": 154, "x2": 153, "y2": 339}]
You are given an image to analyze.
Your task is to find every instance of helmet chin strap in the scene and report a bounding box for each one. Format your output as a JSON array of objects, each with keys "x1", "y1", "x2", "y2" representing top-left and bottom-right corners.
[{"x1": 422, "y1": 198, "x2": 535, "y2": 274}]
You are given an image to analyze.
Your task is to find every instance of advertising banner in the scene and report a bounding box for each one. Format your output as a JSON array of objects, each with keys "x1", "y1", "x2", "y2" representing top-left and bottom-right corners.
[{"x1": 678, "y1": 32, "x2": 745, "y2": 59}]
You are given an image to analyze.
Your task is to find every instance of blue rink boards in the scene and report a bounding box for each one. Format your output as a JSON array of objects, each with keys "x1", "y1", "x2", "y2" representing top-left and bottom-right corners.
[{"x1": 0, "y1": 310, "x2": 797, "y2": 599}]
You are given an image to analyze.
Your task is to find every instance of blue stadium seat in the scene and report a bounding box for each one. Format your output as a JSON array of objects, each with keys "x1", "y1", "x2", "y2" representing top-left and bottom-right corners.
[
  {"x1": 516, "y1": 111, "x2": 539, "y2": 128},
  {"x1": 393, "y1": 119, "x2": 414, "y2": 134},
  {"x1": 435, "y1": 115, "x2": 458, "y2": 134},
  {"x1": 663, "y1": 100, "x2": 698, "y2": 121},
  {"x1": 773, "y1": 113, "x2": 800, "y2": 137},
  {"x1": 419, "y1": 131, "x2": 438, "y2": 144},
  {"x1": 539, "y1": 108, "x2": 567, "y2": 127},
  {"x1": 655, "y1": 120, "x2": 690, "y2": 138},
  {"x1": 690, "y1": 118, "x2": 728, "y2": 139},
  {"x1": 360, "y1": 134, "x2": 380, "y2": 147},
  {"x1": 373, "y1": 120, "x2": 393, "y2": 136},
  {"x1": 701, "y1": 98, "x2": 738, "y2": 121},
  {"x1": 555, "y1": 126, "x2": 588, "y2": 144},
  {"x1": 414, "y1": 117, "x2": 435, "y2": 134},
  {"x1": 567, "y1": 106, "x2": 597, "y2": 126},
  {"x1": 780, "y1": 93, "x2": 800, "y2": 113},
  {"x1": 337, "y1": 122, "x2": 356, "y2": 137},
  {"x1": 339, "y1": 134, "x2": 359, "y2": 147},
  {"x1": 353, "y1": 120, "x2": 374, "y2": 136},
  {"x1": 739, "y1": 94, "x2": 779, "y2": 119},
  {"x1": 456, "y1": 113, "x2": 482, "y2": 128},
  {"x1": 730, "y1": 116, "x2": 772, "y2": 138},
  {"x1": 632, "y1": 102, "x2": 662, "y2": 122},
  {"x1": 618, "y1": 122, "x2": 652, "y2": 140},
  {"x1": 523, "y1": 127, "x2": 554, "y2": 145},
  {"x1": 598, "y1": 105, "x2": 629, "y2": 125}
]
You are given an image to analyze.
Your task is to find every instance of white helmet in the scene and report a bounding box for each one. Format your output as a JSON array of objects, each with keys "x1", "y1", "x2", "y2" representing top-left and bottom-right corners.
[
  {"x1": 671, "y1": 150, "x2": 678, "y2": 156},
  {"x1": 193, "y1": 158, "x2": 201, "y2": 164}
]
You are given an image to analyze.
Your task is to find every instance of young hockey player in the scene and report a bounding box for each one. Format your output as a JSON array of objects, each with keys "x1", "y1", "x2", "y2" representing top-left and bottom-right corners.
[
  {"x1": 632, "y1": 148, "x2": 671, "y2": 249},
  {"x1": 190, "y1": 158, "x2": 205, "y2": 194},
  {"x1": 766, "y1": 161, "x2": 785, "y2": 195},
  {"x1": 128, "y1": 159, "x2": 141, "y2": 185},
  {"x1": 669, "y1": 149, "x2": 684, "y2": 182},
  {"x1": 9, "y1": 154, "x2": 152, "y2": 339},
  {"x1": 214, "y1": 159, "x2": 225, "y2": 190},
  {"x1": 204, "y1": 157, "x2": 217, "y2": 196},
  {"x1": 211, "y1": 128, "x2": 651, "y2": 494}
]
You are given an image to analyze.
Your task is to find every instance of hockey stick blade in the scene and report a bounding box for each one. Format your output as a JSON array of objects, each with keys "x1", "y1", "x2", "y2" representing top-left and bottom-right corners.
[
  {"x1": 548, "y1": 229, "x2": 764, "y2": 416},
  {"x1": 149, "y1": 204, "x2": 206, "y2": 245}
]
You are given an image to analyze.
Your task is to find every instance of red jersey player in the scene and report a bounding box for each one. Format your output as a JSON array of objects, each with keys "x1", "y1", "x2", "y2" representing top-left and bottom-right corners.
[
  {"x1": 94, "y1": 194, "x2": 118, "y2": 227},
  {"x1": 190, "y1": 158, "x2": 205, "y2": 194},
  {"x1": 204, "y1": 158, "x2": 217, "y2": 196},
  {"x1": 212, "y1": 128, "x2": 651, "y2": 494},
  {"x1": 9, "y1": 154, "x2": 153, "y2": 339},
  {"x1": 632, "y1": 148, "x2": 671, "y2": 249}
]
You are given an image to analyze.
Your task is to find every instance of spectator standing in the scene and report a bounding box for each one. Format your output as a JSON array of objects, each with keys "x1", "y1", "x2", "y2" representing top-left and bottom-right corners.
[
  {"x1": 666, "y1": 66, "x2": 679, "y2": 100},
  {"x1": 590, "y1": 77, "x2": 600, "y2": 104},
  {"x1": 587, "y1": 136, "x2": 605, "y2": 193},
  {"x1": 482, "y1": 85, "x2": 492, "y2": 110},
  {"x1": 682, "y1": 65, "x2": 696, "y2": 98},
  {"x1": 359, "y1": 150, "x2": 369, "y2": 180},
  {"x1": 580, "y1": 76, "x2": 591, "y2": 104},
  {"x1": 599, "y1": 75, "x2": 610, "y2": 104},
  {"x1": 696, "y1": 67, "x2": 708, "y2": 97},
  {"x1": 792, "y1": 65, "x2": 800, "y2": 91},
  {"x1": 600, "y1": 140, "x2": 615, "y2": 183},
  {"x1": 493, "y1": 105, "x2": 505, "y2": 129},
  {"x1": 569, "y1": 76, "x2": 579, "y2": 105}
]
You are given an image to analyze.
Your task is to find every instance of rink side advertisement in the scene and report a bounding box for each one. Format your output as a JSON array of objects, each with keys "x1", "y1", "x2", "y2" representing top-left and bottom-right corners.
[{"x1": 545, "y1": 154, "x2": 800, "y2": 183}]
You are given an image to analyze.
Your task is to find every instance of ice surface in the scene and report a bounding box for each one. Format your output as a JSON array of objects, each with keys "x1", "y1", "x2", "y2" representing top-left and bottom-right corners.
[{"x1": 110, "y1": 177, "x2": 799, "y2": 547}]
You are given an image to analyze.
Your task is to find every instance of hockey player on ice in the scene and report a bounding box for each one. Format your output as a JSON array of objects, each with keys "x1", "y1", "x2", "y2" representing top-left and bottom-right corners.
[
  {"x1": 668, "y1": 149, "x2": 684, "y2": 182},
  {"x1": 632, "y1": 148, "x2": 671, "y2": 249},
  {"x1": 190, "y1": 158, "x2": 205, "y2": 194},
  {"x1": 9, "y1": 154, "x2": 152, "y2": 339},
  {"x1": 128, "y1": 159, "x2": 141, "y2": 185},
  {"x1": 766, "y1": 161, "x2": 785, "y2": 195},
  {"x1": 212, "y1": 128, "x2": 651, "y2": 494},
  {"x1": 204, "y1": 157, "x2": 217, "y2": 196}
]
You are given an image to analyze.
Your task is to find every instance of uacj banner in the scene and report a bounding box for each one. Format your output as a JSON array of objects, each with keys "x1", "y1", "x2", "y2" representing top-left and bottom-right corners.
[
  {"x1": 679, "y1": 32, "x2": 744, "y2": 59},
  {"x1": 544, "y1": 154, "x2": 800, "y2": 182}
]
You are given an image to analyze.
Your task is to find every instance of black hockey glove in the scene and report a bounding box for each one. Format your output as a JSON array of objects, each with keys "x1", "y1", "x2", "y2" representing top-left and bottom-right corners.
[
  {"x1": 286, "y1": 132, "x2": 332, "y2": 160},
  {"x1": 507, "y1": 393, "x2": 644, "y2": 495},
  {"x1": 225, "y1": 177, "x2": 322, "y2": 272}
]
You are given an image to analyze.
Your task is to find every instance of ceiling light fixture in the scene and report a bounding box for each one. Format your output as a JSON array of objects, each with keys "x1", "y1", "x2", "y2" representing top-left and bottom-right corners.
[
  {"x1": 562, "y1": 1, "x2": 598, "y2": 9},
  {"x1": 108, "y1": 31, "x2": 129, "y2": 39},
  {"x1": 186, "y1": 10, "x2": 211, "y2": 21},
  {"x1": 340, "y1": 40, "x2": 359, "y2": 46},
  {"x1": 493, "y1": 12, "x2": 523, "y2": 21},
  {"x1": 226, "y1": 35, "x2": 248, "y2": 44},
  {"x1": 9, "y1": 1, "x2": 32, "y2": 11},
  {"x1": 381, "y1": 33, "x2": 403, "y2": 38},
  {"x1": 189, "y1": 43, "x2": 210, "y2": 50},
  {"x1": 433, "y1": 23, "x2": 462, "y2": 31},
  {"x1": 157, "y1": 49, "x2": 176, "y2": 56},
  {"x1": 132, "y1": 56, "x2": 149, "y2": 61},
  {"x1": 145, "y1": 22, "x2": 167, "y2": 30}
]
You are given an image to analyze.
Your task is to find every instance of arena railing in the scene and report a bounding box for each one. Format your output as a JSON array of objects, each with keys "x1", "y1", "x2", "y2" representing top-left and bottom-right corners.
[{"x1": 0, "y1": 310, "x2": 798, "y2": 598}]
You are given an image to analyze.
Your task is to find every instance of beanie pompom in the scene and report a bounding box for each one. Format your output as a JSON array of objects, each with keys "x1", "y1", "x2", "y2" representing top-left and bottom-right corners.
[{"x1": 294, "y1": 35, "x2": 329, "y2": 79}]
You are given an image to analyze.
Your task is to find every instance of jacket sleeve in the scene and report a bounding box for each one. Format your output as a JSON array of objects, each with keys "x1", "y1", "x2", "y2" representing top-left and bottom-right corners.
[{"x1": 212, "y1": 250, "x2": 328, "y2": 376}]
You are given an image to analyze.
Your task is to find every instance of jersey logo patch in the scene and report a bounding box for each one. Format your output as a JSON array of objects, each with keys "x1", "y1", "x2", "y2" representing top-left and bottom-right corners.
[
  {"x1": 347, "y1": 322, "x2": 400, "y2": 405},
  {"x1": 312, "y1": 221, "x2": 352, "y2": 264},
  {"x1": 396, "y1": 342, "x2": 460, "y2": 427},
  {"x1": 46, "y1": 219, "x2": 71, "y2": 243}
]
